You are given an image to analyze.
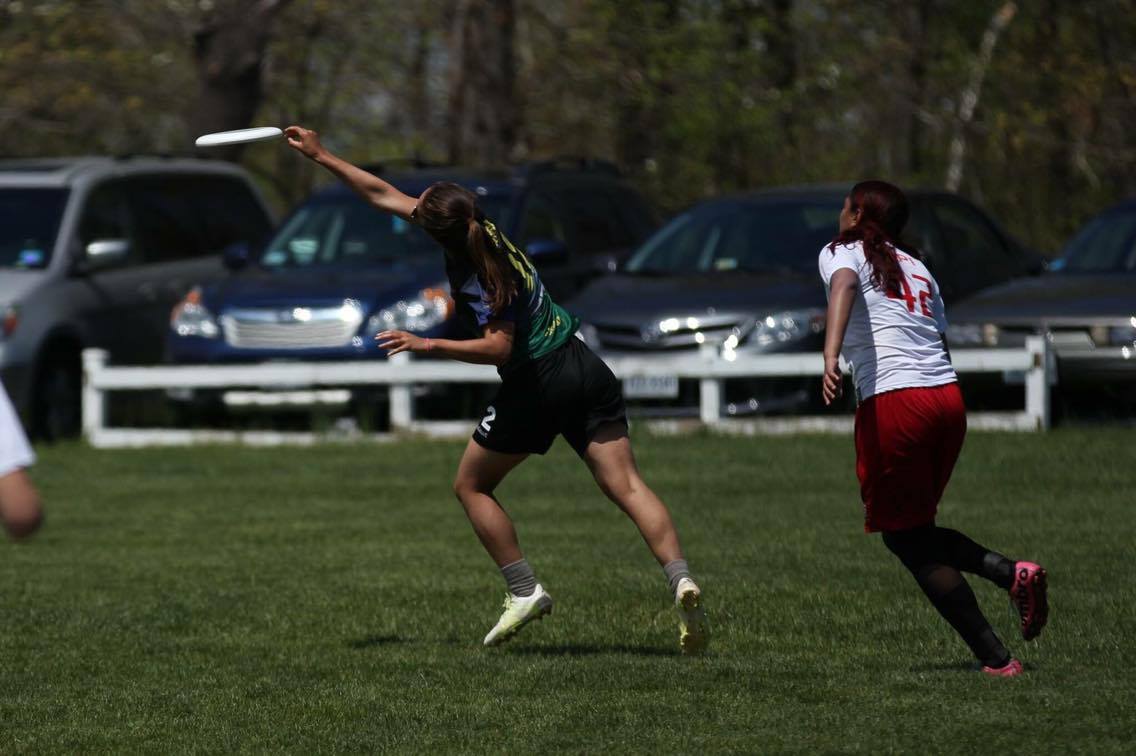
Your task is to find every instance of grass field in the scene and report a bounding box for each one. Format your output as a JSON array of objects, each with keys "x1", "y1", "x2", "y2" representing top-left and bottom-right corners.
[{"x1": 1, "y1": 430, "x2": 1133, "y2": 753}]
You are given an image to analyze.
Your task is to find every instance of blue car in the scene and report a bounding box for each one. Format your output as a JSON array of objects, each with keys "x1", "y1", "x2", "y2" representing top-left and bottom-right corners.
[{"x1": 167, "y1": 162, "x2": 658, "y2": 415}]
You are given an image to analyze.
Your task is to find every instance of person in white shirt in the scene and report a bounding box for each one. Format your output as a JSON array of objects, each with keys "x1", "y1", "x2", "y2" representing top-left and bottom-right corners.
[
  {"x1": 819, "y1": 180, "x2": 1047, "y2": 677},
  {"x1": 0, "y1": 383, "x2": 42, "y2": 539}
]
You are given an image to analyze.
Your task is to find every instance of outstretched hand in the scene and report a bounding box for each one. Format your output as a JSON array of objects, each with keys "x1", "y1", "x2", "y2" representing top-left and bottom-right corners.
[
  {"x1": 377, "y1": 330, "x2": 428, "y2": 357},
  {"x1": 284, "y1": 125, "x2": 325, "y2": 160}
]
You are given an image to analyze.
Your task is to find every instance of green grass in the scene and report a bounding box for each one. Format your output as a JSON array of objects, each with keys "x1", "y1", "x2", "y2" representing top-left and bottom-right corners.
[{"x1": 1, "y1": 430, "x2": 1133, "y2": 753}]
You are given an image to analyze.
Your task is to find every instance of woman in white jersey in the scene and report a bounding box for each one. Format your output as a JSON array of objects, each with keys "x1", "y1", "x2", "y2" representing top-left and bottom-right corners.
[
  {"x1": 819, "y1": 180, "x2": 1048, "y2": 677},
  {"x1": 0, "y1": 383, "x2": 42, "y2": 539}
]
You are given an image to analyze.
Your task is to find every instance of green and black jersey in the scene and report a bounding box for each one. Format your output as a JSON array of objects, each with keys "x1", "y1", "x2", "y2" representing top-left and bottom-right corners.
[{"x1": 444, "y1": 218, "x2": 579, "y2": 373}]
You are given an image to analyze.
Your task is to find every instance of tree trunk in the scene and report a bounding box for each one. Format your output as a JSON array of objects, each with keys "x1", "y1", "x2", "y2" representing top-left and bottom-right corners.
[
  {"x1": 191, "y1": 0, "x2": 294, "y2": 162},
  {"x1": 945, "y1": 2, "x2": 1016, "y2": 191},
  {"x1": 446, "y1": 0, "x2": 518, "y2": 166}
]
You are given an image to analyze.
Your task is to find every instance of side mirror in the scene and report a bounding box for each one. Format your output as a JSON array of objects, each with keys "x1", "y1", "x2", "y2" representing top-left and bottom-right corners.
[
  {"x1": 222, "y1": 241, "x2": 251, "y2": 271},
  {"x1": 525, "y1": 238, "x2": 569, "y2": 264},
  {"x1": 81, "y1": 239, "x2": 130, "y2": 272}
]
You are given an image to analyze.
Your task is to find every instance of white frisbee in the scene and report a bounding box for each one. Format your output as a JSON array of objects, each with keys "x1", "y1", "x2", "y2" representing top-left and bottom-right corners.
[{"x1": 195, "y1": 126, "x2": 283, "y2": 148}]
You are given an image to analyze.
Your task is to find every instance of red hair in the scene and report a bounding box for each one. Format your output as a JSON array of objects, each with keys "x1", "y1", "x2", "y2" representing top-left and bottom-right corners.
[{"x1": 828, "y1": 180, "x2": 919, "y2": 294}]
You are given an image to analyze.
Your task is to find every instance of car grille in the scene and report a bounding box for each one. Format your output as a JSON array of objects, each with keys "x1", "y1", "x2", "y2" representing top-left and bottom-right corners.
[
  {"x1": 220, "y1": 306, "x2": 363, "y2": 349},
  {"x1": 594, "y1": 318, "x2": 743, "y2": 351}
]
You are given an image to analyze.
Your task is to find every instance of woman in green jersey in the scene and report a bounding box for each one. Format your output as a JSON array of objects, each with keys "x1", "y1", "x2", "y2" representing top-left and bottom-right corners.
[{"x1": 285, "y1": 126, "x2": 708, "y2": 653}]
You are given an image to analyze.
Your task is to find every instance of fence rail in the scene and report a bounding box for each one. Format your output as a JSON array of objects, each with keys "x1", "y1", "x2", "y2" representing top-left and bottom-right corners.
[{"x1": 81, "y1": 336, "x2": 1050, "y2": 448}]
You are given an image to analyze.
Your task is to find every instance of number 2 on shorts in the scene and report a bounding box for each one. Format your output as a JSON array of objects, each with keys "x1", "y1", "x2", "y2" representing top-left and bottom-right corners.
[{"x1": 480, "y1": 406, "x2": 497, "y2": 433}]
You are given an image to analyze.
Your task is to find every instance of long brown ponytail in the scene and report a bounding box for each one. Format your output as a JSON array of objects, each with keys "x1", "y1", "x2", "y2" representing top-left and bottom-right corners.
[
  {"x1": 828, "y1": 180, "x2": 919, "y2": 295},
  {"x1": 416, "y1": 181, "x2": 518, "y2": 314}
]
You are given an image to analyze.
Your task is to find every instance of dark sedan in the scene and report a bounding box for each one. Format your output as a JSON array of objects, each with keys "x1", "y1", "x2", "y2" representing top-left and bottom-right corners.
[
  {"x1": 947, "y1": 200, "x2": 1136, "y2": 395},
  {"x1": 567, "y1": 186, "x2": 1042, "y2": 415}
]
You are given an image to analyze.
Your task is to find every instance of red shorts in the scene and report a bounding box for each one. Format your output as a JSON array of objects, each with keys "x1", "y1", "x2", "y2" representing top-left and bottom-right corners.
[{"x1": 854, "y1": 382, "x2": 967, "y2": 533}]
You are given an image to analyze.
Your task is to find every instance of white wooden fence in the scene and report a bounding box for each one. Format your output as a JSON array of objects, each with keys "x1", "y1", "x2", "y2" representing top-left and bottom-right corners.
[{"x1": 81, "y1": 336, "x2": 1050, "y2": 448}]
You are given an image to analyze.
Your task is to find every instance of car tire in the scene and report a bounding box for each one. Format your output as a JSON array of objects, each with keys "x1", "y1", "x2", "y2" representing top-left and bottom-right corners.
[{"x1": 33, "y1": 346, "x2": 82, "y2": 440}]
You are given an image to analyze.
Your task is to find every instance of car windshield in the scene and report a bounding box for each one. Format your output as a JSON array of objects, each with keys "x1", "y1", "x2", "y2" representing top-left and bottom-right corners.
[
  {"x1": 623, "y1": 199, "x2": 838, "y2": 275},
  {"x1": 1053, "y1": 209, "x2": 1136, "y2": 273},
  {"x1": 0, "y1": 188, "x2": 68, "y2": 269},
  {"x1": 260, "y1": 194, "x2": 512, "y2": 269}
]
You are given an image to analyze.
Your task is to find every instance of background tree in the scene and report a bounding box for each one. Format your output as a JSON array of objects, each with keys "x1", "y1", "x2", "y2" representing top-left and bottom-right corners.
[
  {"x1": 2, "y1": 0, "x2": 1135, "y2": 250},
  {"x1": 190, "y1": 0, "x2": 295, "y2": 162}
]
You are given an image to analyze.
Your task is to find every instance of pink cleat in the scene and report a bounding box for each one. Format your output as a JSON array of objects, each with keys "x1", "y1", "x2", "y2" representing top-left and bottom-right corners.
[
  {"x1": 982, "y1": 658, "x2": 1024, "y2": 677},
  {"x1": 1010, "y1": 562, "x2": 1049, "y2": 641}
]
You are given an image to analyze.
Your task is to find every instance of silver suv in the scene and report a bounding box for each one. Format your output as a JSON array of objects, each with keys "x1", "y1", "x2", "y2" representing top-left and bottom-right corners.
[{"x1": 0, "y1": 157, "x2": 273, "y2": 438}]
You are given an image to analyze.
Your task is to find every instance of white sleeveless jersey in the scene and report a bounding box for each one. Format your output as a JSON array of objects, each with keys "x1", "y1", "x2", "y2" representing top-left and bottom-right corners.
[
  {"x1": 818, "y1": 241, "x2": 956, "y2": 401},
  {"x1": 0, "y1": 384, "x2": 34, "y2": 477}
]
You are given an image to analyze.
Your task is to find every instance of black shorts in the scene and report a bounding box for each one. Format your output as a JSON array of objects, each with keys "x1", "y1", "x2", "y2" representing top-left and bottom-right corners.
[{"x1": 472, "y1": 336, "x2": 627, "y2": 457}]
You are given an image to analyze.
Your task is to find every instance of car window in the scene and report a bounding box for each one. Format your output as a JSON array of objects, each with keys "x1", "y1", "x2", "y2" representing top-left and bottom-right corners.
[
  {"x1": 0, "y1": 187, "x2": 68, "y2": 269},
  {"x1": 80, "y1": 184, "x2": 130, "y2": 243},
  {"x1": 1057, "y1": 209, "x2": 1136, "y2": 273},
  {"x1": 261, "y1": 197, "x2": 439, "y2": 269},
  {"x1": 556, "y1": 187, "x2": 626, "y2": 255},
  {"x1": 517, "y1": 194, "x2": 568, "y2": 246},
  {"x1": 624, "y1": 200, "x2": 838, "y2": 275},
  {"x1": 608, "y1": 186, "x2": 657, "y2": 245},
  {"x1": 190, "y1": 176, "x2": 271, "y2": 253},
  {"x1": 124, "y1": 175, "x2": 205, "y2": 264},
  {"x1": 930, "y1": 198, "x2": 1013, "y2": 299},
  {"x1": 903, "y1": 201, "x2": 941, "y2": 266}
]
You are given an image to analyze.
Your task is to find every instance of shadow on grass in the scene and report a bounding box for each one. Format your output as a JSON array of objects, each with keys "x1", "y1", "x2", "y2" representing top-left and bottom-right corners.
[
  {"x1": 347, "y1": 634, "x2": 411, "y2": 649},
  {"x1": 507, "y1": 643, "x2": 676, "y2": 657}
]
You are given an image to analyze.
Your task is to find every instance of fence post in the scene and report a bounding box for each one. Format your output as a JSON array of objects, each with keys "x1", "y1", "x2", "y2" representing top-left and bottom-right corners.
[
  {"x1": 1024, "y1": 335, "x2": 1050, "y2": 431},
  {"x1": 81, "y1": 348, "x2": 108, "y2": 443},
  {"x1": 698, "y1": 342, "x2": 721, "y2": 425},
  {"x1": 388, "y1": 351, "x2": 414, "y2": 430}
]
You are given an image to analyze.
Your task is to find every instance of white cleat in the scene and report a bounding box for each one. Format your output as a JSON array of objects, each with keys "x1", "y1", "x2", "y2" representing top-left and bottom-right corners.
[
  {"x1": 675, "y1": 577, "x2": 709, "y2": 656},
  {"x1": 482, "y1": 583, "x2": 554, "y2": 646}
]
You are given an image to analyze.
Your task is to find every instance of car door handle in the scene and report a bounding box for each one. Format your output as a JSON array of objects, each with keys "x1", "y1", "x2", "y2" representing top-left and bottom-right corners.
[{"x1": 137, "y1": 282, "x2": 158, "y2": 301}]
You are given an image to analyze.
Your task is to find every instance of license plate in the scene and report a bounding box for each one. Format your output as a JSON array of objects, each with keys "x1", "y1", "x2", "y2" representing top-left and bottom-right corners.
[{"x1": 623, "y1": 374, "x2": 679, "y2": 399}]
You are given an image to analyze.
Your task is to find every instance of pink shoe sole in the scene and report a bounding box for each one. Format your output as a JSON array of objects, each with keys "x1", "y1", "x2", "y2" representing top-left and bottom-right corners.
[
  {"x1": 983, "y1": 658, "x2": 1024, "y2": 677},
  {"x1": 1011, "y1": 562, "x2": 1048, "y2": 641}
]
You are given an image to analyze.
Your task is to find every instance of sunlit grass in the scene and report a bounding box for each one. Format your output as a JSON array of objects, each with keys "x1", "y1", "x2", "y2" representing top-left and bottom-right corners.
[{"x1": 1, "y1": 430, "x2": 1132, "y2": 752}]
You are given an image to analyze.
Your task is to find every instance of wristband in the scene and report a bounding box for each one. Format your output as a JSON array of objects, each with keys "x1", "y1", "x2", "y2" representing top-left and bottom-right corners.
[{"x1": 425, "y1": 338, "x2": 433, "y2": 352}]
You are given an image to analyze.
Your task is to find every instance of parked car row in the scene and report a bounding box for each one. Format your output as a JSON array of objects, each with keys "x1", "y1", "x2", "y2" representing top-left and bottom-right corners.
[
  {"x1": 0, "y1": 157, "x2": 273, "y2": 438},
  {"x1": 3, "y1": 153, "x2": 1133, "y2": 437},
  {"x1": 565, "y1": 186, "x2": 1045, "y2": 415},
  {"x1": 164, "y1": 158, "x2": 659, "y2": 415},
  {"x1": 947, "y1": 200, "x2": 1136, "y2": 392}
]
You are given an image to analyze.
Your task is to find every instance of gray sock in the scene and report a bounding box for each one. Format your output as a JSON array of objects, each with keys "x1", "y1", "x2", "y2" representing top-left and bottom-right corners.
[
  {"x1": 500, "y1": 558, "x2": 537, "y2": 597},
  {"x1": 663, "y1": 559, "x2": 691, "y2": 596}
]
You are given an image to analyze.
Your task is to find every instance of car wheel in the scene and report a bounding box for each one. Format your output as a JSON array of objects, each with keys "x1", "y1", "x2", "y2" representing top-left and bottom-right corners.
[{"x1": 33, "y1": 347, "x2": 82, "y2": 440}]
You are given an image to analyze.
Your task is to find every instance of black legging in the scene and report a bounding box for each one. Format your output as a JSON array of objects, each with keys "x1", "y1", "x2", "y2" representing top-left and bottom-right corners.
[{"x1": 882, "y1": 525, "x2": 1014, "y2": 668}]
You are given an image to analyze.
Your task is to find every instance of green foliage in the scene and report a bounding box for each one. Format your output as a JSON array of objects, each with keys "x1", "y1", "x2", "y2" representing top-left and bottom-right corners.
[
  {"x1": 2, "y1": 0, "x2": 1133, "y2": 247},
  {"x1": 1, "y1": 431, "x2": 1133, "y2": 751}
]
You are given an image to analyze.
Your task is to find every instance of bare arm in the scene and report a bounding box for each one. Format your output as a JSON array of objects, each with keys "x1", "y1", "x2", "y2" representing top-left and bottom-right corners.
[
  {"x1": 377, "y1": 322, "x2": 514, "y2": 367},
  {"x1": 284, "y1": 125, "x2": 418, "y2": 220},
  {"x1": 822, "y1": 268, "x2": 858, "y2": 406}
]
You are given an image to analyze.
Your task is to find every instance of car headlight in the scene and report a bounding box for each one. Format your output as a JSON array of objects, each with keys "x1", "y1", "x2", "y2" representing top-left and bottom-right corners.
[
  {"x1": 367, "y1": 284, "x2": 454, "y2": 334},
  {"x1": 170, "y1": 286, "x2": 219, "y2": 339},
  {"x1": 946, "y1": 322, "x2": 1000, "y2": 347},
  {"x1": 748, "y1": 309, "x2": 825, "y2": 350}
]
